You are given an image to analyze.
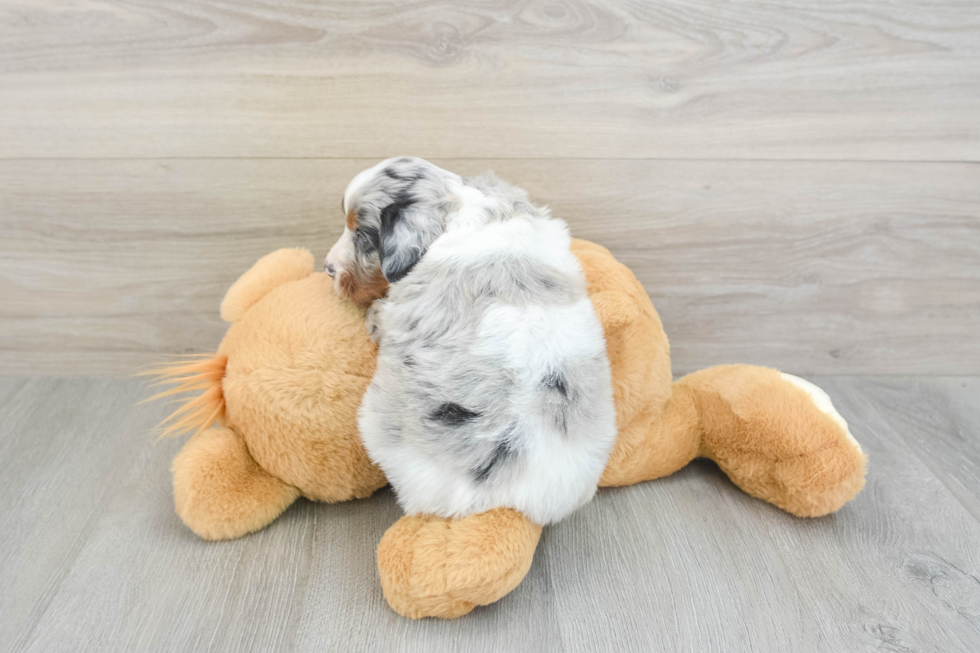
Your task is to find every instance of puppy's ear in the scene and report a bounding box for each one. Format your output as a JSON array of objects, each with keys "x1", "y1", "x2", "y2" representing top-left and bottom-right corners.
[{"x1": 378, "y1": 201, "x2": 442, "y2": 283}]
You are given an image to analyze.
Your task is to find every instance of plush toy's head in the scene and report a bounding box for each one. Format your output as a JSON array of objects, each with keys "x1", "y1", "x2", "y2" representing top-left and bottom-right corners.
[{"x1": 153, "y1": 248, "x2": 386, "y2": 507}]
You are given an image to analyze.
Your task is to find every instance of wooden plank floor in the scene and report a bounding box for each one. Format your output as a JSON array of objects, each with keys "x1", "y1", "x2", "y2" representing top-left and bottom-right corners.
[{"x1": 1, "y1": 375, "x2": 978, "y2": 652}]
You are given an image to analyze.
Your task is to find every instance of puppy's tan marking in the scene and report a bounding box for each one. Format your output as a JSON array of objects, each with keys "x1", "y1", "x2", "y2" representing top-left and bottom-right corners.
[{"x1": 339, "y1": 268, "x2": 389, "y2": 308}]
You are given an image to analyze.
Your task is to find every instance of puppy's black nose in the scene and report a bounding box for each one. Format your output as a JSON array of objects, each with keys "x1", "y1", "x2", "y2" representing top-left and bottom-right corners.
[{"x1": 324, "y1": 261, "x2": 336, "y2": 277}]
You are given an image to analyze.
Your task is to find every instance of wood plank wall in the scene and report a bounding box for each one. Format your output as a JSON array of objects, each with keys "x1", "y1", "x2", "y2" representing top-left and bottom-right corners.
[{"x1": 1, "y1": 0, "x2": 978, "y2": 375}]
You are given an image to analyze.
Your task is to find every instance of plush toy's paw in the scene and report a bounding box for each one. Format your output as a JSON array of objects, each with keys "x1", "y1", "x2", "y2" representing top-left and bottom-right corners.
[
  {"x1": 680, "y1": 365, "x2": 868, "y2": 518},
  {"x1": 172, "y1": 426, "x2": 301, "y2": 540},
  {"x1": 376, "y1": 508, "x2": 542, "y2": 619},
  {"x1": 778, "y1": 373, "x2": 863, "y2": 456}
]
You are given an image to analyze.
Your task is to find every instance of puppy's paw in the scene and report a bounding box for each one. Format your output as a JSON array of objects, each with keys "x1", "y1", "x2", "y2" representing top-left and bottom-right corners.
[{"x1": 365, "y1": 301, "x2": 385, "y2": 343}]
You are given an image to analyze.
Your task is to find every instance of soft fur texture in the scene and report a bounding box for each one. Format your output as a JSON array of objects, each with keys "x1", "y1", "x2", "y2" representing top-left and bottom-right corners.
[
  {"x1": 377, "y1": 507, "x2": 542, "y2": 619},
  {"x1": 333, "y1": 158, "x2": 618, "y2": 524},
  {"x1": 152, "y1": 241, "x2": 867, "y2": 617},
  {"x1": 154, "y1": 248, "x2": 386, "y2": 540},
  {"x1": 172, "y1": 426, "x2": 300, "y2": 541}
]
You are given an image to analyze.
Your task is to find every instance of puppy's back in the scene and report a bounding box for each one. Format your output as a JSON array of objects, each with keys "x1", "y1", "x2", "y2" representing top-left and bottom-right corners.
[{"x1": 359, "y1": 214, "x2": 618, "y2": 525}]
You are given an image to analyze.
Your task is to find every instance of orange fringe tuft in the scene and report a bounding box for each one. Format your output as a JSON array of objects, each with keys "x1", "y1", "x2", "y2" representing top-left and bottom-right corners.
[{"x1": 140, "y1": 354, "x2": 227, "y2": 439}]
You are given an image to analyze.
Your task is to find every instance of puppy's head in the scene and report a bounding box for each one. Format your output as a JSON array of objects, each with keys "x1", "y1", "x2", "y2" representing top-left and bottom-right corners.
[{"x1": 325, "y1": 157, "x2": 452, "y2": 306}]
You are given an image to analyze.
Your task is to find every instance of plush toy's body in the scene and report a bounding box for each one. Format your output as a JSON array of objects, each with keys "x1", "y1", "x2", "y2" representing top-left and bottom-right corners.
[{"x1": 153, "y1": 240, "x2": 866, "y2": 619}]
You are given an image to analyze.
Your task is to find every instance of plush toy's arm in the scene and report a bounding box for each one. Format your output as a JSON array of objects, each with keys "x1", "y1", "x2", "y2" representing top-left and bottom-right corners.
[
  {"x1": 220, "y1": 248, "x2": 316, "y2": 322},
  {"x1": 376, "y1": 508, "x2": 542, "y2": 619}
]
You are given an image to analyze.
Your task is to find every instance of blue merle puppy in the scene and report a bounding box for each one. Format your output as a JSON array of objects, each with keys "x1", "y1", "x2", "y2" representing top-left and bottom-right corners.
[{"x1": 324, "y1": 157, "x2": 616, "y2": 525}]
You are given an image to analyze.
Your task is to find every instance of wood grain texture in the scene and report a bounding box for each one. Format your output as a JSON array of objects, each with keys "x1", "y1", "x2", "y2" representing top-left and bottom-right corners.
[
  {"x1": 2, "y1": 158, "x2": 977, "y2": 375},
  {"x1": 839, "y1": 377, "x2": 980, "y2": 523},
  {"x1": 0, "y1": 0, "x2": 977, "y2": 160},
  {"x1": 2, "y1": 376, "x2": 979, "y2": 652},
  {"x1": 2, "y1": 1, "x2": 977, "y2": 648}
]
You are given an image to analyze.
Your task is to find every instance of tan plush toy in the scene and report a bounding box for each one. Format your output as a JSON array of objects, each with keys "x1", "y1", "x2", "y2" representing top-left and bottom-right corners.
[{"x1": 150, "y1": 240, "x2": 867, "y2": 619}]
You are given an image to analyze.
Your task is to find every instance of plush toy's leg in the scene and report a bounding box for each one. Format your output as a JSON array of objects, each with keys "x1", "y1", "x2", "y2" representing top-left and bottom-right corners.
[
  {"x1": 376, "y1": 508, "x2": 542, "y2": 619},
  {"x1": 675, "y1": 365, "x2": 867, "y2": 517},
  {"x1": 171, "y1": 426, "x2": 301, "y2": 540}
]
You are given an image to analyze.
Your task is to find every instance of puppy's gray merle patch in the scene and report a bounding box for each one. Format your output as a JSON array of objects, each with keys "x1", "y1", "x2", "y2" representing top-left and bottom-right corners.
[
  {"x1": 472, "y1": 440, "x2": 513, "y2": 483},
  {"x1": 544, "y1": 371, "x2": 569, "y2": 398},
  {"x1": 354, "y1": 225, "x2": 379, "y2": 256},
  {"x1": 430, "y1": 402, "x2": 480, "y2": 426}
]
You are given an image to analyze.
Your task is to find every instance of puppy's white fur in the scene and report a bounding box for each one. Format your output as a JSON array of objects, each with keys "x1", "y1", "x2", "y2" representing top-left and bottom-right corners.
[{"x1": 336, "y1": 158, "x2": 617, "y2": 525}]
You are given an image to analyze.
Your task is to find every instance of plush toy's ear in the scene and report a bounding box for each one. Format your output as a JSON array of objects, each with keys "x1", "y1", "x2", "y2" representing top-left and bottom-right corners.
[
  {"x1": 569, "y1": 239, "x2": 643, "y2": 332},
  {"x1": 590, "y1": 289, "x2": 641, "y2": 332},
  {"x1": 220, "y1": 248, "x2": 315, "y2": 322},
  {"x1": 378, "y1": 202, "x2": 442, "y2": 284}
]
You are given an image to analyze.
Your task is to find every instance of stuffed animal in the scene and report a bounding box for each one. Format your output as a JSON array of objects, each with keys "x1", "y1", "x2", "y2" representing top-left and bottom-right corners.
[{"x1": 149, "y1": 240, "x2": 867, "y2": 619}]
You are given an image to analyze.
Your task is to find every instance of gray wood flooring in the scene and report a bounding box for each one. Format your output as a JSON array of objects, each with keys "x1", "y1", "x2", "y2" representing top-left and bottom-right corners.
[{"x1": 1, "y1": 375, "x2": 978, "y2": 652}]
